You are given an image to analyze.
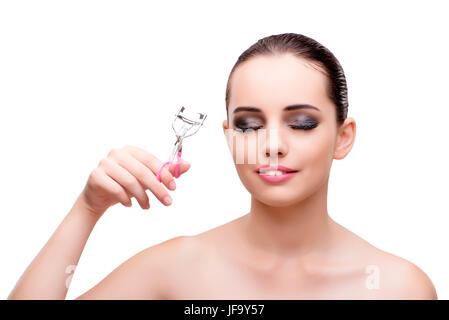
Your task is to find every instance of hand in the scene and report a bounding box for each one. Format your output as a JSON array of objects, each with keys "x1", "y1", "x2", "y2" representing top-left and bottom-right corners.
[{"x1": 79, "y1": 145, "x2": 191, "y2": 217}]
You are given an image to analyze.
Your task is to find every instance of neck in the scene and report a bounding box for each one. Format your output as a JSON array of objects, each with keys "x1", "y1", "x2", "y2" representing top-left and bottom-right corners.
[{"x1": 242, "y1": 178, "x2": 335, "y2": 258}]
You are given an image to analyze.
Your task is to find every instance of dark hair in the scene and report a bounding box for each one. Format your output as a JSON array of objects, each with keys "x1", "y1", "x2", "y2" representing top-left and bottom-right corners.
[{"x1": 225, "y1": 33, "x2": 348, "y2": 125}]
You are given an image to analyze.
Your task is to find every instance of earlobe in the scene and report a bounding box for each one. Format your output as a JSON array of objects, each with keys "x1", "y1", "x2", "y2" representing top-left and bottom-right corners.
[
  {"x1": 222, "y1": 119, "x2": 229, "y2": 134},
  {"x1": 333, "y1": 117, "x2": 356, "y2": 160}
]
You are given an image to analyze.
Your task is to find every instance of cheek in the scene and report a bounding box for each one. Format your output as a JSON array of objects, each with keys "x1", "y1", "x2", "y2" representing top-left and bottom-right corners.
[
  {"x1": 229, "y1": 129, "x2": 335, "y2": 206},
  {"x1": 297, "y1": 130, "x2": 335, "y2": 183},
  {"x1": 227, "y1": 132, "x2": 261, "y2": 165}
]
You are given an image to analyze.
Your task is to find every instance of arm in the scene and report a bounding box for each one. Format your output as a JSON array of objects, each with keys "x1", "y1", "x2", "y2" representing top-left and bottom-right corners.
[
  {"x1": 8, "y1": 192, "x2": 102, "y2": 300},
  {"x1": 8, "y1": 145, "x2": 190, "y2": 300}
]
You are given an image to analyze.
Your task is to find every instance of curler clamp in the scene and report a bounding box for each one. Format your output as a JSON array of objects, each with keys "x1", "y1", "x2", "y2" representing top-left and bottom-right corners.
[{"x1": 156, "y1": 106, "x2": 207, "y2": 182}]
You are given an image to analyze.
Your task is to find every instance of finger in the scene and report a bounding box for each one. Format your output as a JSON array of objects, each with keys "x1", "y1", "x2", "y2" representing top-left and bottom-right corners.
[
  {"x1": 101, "y1": 157, "x2": 150, "y2": 209},
  {"x1": 167, "y1": 159, "x2": 191, "y2": 179},
  {"x1": 113, "y1": 148, "x2": 174, "y2": 206},
  {"x1": 94, "y1": 167, "x2": 132, "y2": 207},
  {"x1": 124, "y1": 146, "x2": 178, "y2": 191}
]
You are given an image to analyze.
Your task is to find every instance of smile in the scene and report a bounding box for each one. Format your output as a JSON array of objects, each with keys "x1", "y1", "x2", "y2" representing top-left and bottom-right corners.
[
  {"x1": 256, "y1": 165, "x2": 298, "y2": 182},
  {"x1": 257, "y1": 171, "x2": 297, "y2": 182}
]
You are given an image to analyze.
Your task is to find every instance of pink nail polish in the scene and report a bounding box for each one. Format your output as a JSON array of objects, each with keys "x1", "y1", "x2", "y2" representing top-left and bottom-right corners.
[{"x1": 163, "y1": 195, "x2": 172, "y2": 206}]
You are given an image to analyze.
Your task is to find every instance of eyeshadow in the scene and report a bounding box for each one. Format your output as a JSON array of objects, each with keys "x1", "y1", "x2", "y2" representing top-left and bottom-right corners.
[
  {"x1": 233, "y1": 116, "x2": 263, "y2": 127},
  {"x1": 288, "y1": 115, "x2": 318, "y2": 125}
]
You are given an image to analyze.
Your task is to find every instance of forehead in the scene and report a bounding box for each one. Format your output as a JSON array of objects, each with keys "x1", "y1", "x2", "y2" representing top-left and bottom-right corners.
[{"x1": 229, "y1": 53, "x2": 333, "y2": 114}]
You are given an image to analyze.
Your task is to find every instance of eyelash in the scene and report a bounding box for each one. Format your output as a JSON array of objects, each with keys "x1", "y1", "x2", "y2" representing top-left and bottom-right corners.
[
  {"x1": 236, "y1": 123, "x2": 318, "y2": 133},
  {"x1": 290, "y1": 122, "x2": 319, "y2": 130},
  {"x1": 235, "y1": 126, "x2": 263, "y2": 133}
]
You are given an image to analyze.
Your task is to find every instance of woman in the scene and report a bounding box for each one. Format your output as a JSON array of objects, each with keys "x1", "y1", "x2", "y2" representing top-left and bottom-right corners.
[{"x1": 8, "y1": 33, "x2": 437, "y2": 300}]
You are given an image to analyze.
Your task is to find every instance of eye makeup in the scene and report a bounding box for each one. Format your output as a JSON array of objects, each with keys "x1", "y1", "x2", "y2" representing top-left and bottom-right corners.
[
  {"x1": 287, "y1": 114, "x2": 319, "y2": 130},
  {"x1": 233, "y1": 116, "x2": 264, "y2": 133},
  {"x1": 233, "y1": 114, "x2": 320, "y2": 132}
]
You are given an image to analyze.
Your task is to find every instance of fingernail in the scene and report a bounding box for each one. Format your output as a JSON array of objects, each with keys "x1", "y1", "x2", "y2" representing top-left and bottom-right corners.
[
  {"x1": 163, "y1": 195, "x2": 172, "y2": 206},
  {"x1": 169, "y1": 180, "x2": 176, "y2": 190}
]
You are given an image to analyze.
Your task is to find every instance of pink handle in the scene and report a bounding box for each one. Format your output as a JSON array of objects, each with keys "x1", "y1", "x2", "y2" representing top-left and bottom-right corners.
[{"x1": 156, "y1": 151, "x2": 182, "y2": 182}]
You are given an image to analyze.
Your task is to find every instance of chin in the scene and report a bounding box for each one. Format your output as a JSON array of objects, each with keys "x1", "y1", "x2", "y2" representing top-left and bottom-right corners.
[
  {"x1": 238, "y1": 170, "x2": 320, "y2": 207},
  {"x1": 254, "y1": 188, "x2": 308, "y2": 207}
]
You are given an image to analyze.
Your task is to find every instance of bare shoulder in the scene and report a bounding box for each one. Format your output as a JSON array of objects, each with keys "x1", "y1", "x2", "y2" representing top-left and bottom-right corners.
[
  {"x1": 145, "y1": 234, "x2": 209, "y2": 270},
  {"x1": 141, "y1": 235, "x2": 195, "y2": 258},
  {"x1": 140, "y1": 234, "x2": 202, "y2": 274},
  {"x1": 138, "y1": 218, "x2": 239, "y2": 296},
  {"x1": 369, "y1": 248, "x2": 438, "y2": 299},
  {"x1": 140, "y1": 234, "x2": 208, "y2": 293},
  {"x1": 329, "y1": 220, "x2": 438, "y2": 300},
  {"x1": 74, "y1": 235, "x2": 197, "y2": 300}
]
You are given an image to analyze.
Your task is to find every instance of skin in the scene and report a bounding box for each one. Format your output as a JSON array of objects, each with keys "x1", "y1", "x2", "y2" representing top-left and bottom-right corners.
[
  {"x1": 8, "y1": 53, "x2": 437, "y2": 300},
  {"x1": 157, "y1": 53, "x2": 438, "y2": 299}
]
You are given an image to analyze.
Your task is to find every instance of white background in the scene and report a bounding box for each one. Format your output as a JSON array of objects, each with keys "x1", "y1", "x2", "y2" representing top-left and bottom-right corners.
[{"x1": 1, "y1": 0, "x2": 448, "y2": 299}]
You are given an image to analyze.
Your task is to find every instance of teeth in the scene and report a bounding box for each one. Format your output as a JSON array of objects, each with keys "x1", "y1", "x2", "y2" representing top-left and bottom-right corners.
[{"x1": 259, "y1": 170, "x2": 286, "y2": 176}]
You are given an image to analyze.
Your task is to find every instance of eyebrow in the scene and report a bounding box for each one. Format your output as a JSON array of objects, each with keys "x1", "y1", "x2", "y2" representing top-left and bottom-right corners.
[{"x1": 232, "y1": 104, "x2": 320, "y2": 114}]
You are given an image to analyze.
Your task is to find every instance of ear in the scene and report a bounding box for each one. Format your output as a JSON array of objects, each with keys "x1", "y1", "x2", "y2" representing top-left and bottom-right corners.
[
  {"x1": 334, "y1": 117, "x2": 356, "y2": 160},
  {"x1": 222, "y1": 119, "x2": 229, "y2": 134},
  {"x1": 223, "y1": 119, "x2": 236, "y2": 153}
]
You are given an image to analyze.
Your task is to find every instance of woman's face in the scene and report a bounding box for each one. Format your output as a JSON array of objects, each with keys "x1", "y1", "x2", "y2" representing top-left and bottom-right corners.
[{"x1": 223, "y1": 53, "x2": 355, "y2": 207}]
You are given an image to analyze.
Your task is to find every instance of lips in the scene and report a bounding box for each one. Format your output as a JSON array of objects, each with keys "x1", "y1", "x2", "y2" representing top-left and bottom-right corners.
[
  {"x1": 256, "y1": 165, "x2": 299, "y2": 183},
  {"x1": 256, "y1": 165, "x2": 298, "y2": 174}
]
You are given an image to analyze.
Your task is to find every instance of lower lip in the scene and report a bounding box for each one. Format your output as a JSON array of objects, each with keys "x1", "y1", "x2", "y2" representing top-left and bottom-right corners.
[{"x1": 257, "y1": 171, "x2": 298, "y2": 182}]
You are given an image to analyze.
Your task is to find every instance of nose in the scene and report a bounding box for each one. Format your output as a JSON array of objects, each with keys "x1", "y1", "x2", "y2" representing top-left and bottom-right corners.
[{"x1": 263, "y1": 126, "x2": 288, "y2": 160}]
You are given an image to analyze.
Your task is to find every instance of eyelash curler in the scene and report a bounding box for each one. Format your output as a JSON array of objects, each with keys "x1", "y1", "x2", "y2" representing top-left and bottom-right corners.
[{"x1": 156, "y1": 106, "x2": 207, "y2": 182}]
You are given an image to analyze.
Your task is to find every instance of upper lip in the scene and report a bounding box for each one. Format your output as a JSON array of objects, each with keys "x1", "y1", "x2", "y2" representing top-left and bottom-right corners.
[{"x1": 256, "y1": 165, "x2": 298, "y2": 173}]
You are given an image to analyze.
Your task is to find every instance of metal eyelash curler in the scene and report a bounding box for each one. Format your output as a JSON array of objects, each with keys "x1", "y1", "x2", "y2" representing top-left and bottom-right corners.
[{"x1": 156, "y1": 106, "x2": 207, "y2": 182}]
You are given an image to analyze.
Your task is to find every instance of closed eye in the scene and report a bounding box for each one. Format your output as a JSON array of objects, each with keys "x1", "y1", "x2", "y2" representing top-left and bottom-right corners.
[
  {"x1": 235, "y1": 125, "x2": 263, "y2": 133},
  {"x1": 289, "y1": 117, "x2": 319, "y2": 130},
  {"x1": 234, "y1": 115, "x2": 319, "y2": 133},
  {"x1": 289, "y1": 122, "x2": 318, "y2": 130},
  {"x1": 236, "y1": 123, "x2": 318, "y2": 132}
]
